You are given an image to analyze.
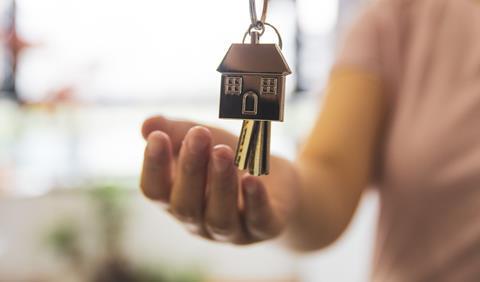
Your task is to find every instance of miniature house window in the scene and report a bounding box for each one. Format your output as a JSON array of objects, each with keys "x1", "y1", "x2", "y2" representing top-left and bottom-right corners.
[
  {"x1": 242, "y1": 92, "x2": 258, "y2": 115},
  {"x1": 224, "y1": 76, "x2": 242, "y2": 95},
  {"x1": 260, "y1": 78, "x2": 278, "y2": 96}
]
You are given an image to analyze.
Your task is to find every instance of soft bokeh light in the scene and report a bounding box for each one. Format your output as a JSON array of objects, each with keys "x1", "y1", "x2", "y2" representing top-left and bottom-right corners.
[
  {"x1": 0, "y1": 1, "x2": 378, "y2": 281},
  {"x1": 16, "y1": 0, "x2": 296, "y2": 102},
  {"x1": 297, "y1": 0, "x2": 339, "y2": 34}
]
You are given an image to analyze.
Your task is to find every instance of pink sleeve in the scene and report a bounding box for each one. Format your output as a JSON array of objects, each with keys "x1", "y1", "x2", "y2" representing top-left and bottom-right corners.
[{"x1": 335, "y1": 5, "x2": 384, "y2": 76}]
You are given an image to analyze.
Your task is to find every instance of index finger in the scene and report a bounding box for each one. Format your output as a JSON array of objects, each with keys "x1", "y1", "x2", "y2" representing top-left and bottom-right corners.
[
  {"x1": 140, "y1": 131, "x2": 173, "y2": 204},
  {"x1": 142, "y1": 116, "x2": 237, "y2": 154}
]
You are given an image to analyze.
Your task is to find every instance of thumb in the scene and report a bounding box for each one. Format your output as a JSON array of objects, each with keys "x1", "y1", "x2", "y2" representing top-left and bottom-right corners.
[{"x1": 142, "y1": 116, "x2": 238, "y2": 154}]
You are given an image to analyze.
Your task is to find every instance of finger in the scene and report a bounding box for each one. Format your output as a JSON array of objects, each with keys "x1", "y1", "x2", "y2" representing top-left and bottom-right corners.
[
  {"x1": 140, "y1": 131, "x2": 173, "y2": 204},
  {"x1": 205, "y1": 145, "x2": 241, "y2": 241},
  {"x1": 142, "y1": 116, "x2": 237, "y2": 154},
  {"x1": 169, "y1": 126, "x2": 211, "y2": 230},
  {"x1": 241, "y1": 176, "x2": 283, "y2": 240}
]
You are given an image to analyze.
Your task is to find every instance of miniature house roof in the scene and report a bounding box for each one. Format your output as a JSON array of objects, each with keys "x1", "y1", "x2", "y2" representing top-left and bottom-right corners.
[{"x1": 217, "y1": 44, "x2": 292, "y2": 75}]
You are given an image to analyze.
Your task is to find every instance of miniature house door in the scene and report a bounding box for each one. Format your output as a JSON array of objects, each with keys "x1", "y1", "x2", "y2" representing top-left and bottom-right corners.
[{"x1": 242, "y1": 91, "x2": 258, "y2": 115}]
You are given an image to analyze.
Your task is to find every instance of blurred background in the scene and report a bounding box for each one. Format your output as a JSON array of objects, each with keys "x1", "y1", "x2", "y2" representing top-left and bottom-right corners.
[{"x1": 0, "y1": 0, "x2": 379, "y2": 281}]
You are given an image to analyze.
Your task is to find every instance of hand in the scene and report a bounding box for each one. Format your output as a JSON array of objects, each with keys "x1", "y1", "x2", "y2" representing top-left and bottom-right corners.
[{"x1": 140, "y1": 116, "x2": 299, "y2": 245}]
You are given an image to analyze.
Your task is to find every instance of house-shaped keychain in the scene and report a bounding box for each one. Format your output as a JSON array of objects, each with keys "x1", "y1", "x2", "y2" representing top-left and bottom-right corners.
[{"x1": 217, "y1": 41, "x2": 291, "y2": 121}]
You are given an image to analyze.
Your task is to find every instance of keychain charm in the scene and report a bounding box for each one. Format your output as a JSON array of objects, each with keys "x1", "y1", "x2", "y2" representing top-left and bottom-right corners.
[{"x1": 217, "y1": 0, "x2": 291, "y2": 176}]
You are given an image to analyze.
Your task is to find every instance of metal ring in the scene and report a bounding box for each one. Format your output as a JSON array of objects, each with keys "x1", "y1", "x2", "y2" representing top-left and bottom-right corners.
[
  {"x1": 245, "y1": 22, "x2": 266, "y2": 37},
  {"x1": 250, "y1": 0, "x2": 269, "y2": 27},
  {"x1": 242, "y1": 22, "x2": 284, "y2": 49}
]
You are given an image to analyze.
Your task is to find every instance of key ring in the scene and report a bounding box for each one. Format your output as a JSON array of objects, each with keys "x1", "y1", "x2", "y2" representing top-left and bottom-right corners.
[
  {"x1": 242, "y1": 22, "x2": 284, "y2": 49},
  {"x1": 250, "y1": 0, "x2": 269, "y2": 28}
]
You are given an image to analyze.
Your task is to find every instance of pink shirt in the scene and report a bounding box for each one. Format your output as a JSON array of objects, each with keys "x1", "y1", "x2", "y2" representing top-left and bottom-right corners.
[{"x1": 336, "y1": 0, "x2": 480, "y2": 281}]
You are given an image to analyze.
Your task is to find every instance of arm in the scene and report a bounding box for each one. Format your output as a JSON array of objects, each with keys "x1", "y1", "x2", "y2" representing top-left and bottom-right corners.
[
  {"x1": 286, "y1": 66, "x2": 387, "y2": 251},
  {"x1": 139, "y1": 66, "x2": 386, "y2": 249}
]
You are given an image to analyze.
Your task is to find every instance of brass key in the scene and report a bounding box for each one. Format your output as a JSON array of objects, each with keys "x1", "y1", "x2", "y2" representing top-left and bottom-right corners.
[
  {"x1": 234, "y1": 120, "x2": 270, "y2": 176},
  {"x1": 235, "y1": 120, "x2": 256, "y2": 170},
  {"x1": 250, "y1": 120, "x2": 271, "y2": 176}
]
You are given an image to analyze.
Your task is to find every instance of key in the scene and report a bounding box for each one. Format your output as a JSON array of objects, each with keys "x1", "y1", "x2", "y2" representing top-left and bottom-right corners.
[
  {"x1": 235, "y1": 120, "x2": 255, "y2": 170},
  {"x1": 261, "y1": 120, "x2": 271, "y2": 174},
  {"x1": 251, "y1": 121, "x2": 265, "y2": 176},
  {"x1": 235, "y1": 120, "x2": 269, "y2": 176},
  {"x1": 217, "y1": 4, "x2": 291, "y2": 176},
  {"x1": 250, "y1": 121, "x2": 264, "y2": 176}
]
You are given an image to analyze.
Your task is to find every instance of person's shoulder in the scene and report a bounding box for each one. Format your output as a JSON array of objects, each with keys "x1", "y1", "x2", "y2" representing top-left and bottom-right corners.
[
  {"x1": 372, "y1": 0, "x2": 416, "y2": 9},
  {"x1": 359, "y1": 0, "x2": 420, "y2": 23},
  {"x1": 358, "y1": 0, "x2": 418, "y2": 38},
  {"x1": 366, "y1": 0, "x2": 414, "y2": 19}
]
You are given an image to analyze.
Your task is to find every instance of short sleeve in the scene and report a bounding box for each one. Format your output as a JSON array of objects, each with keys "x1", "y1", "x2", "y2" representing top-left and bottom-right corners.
[{"x1": 335, "y1": 4, "x2": 384, "y2": 76}]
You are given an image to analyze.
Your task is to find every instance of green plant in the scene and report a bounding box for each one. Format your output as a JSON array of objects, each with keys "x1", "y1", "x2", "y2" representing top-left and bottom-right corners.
[
  {"x1": 43, "y1": 185, "x2": 206, "y2": 282},
  {"x1": 44, "y1": 219, "x2": 83, "y2": 267},
  {"x1": 88, "y1": 185, "x2": 130, "y2": 257}
]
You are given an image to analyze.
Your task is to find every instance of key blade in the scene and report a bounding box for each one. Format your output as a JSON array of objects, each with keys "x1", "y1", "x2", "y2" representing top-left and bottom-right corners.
[
  {"x1": 252, "y1": 121, "x2": 264, "y2": 176},
  {"x1": 246, "y1": 121, "x2": 260, "y2": 174},
  {"x1": 262, "y1": 121, "x2": 271, "y2": 175},
  {"x1": 235, "y1": 120, "x2": 255, "y2": 170}
]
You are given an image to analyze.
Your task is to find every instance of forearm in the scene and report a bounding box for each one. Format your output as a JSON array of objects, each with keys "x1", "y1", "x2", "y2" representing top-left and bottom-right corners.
[
  {"x1": 285, "y1": 157, "x2": 366, "y2": 251},
  {"x1": 282, "y1": 66, "x2": 386, "y2": 251}
]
